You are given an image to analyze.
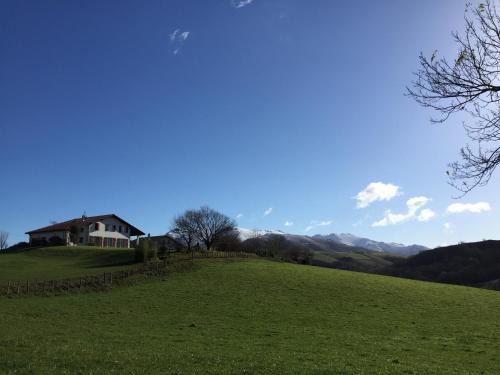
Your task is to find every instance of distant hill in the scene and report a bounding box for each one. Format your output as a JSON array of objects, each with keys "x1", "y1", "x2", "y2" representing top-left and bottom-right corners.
[
  {"x1": 314, "y1": 233, "x2": 428, "y2": 256},
  {"x1": 383, "y1": 240, "x2": 500, "y2": 289},
  {"x1": 237, "y1": 228, "x2": 401, "y2": 272}
]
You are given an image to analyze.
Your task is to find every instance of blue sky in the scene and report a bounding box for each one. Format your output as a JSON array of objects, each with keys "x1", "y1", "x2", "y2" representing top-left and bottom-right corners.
[{"x1": 1, "y1": 0, "x2": 498, "y2": 248}]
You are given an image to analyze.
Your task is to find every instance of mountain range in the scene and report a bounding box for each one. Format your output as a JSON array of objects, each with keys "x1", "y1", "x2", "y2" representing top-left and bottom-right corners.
[{"x1": 236, "y1": 228, "x2": 428, "y2": 256}]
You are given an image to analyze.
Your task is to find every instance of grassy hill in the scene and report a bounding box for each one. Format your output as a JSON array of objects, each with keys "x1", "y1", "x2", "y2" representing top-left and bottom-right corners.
[
  {"x1": 0, "y1": 246, "x2": 134, "y2": 282},
  {"x1": 384, "y1": 240, "x2": 500, "y2": 289},
  {"x1": 0, "y1": 251, "x2": 499, "y2": 374}
]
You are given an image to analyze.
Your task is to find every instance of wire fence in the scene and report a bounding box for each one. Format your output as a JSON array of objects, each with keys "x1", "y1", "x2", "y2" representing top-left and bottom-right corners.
[{"x1": 0, "y1": 251, "x2": 251, "y2": 298}]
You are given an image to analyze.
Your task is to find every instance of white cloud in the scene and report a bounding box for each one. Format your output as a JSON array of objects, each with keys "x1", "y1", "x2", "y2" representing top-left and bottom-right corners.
[
  {"x1": 231, "y1": 0, "x2": 254, "y2": 8},
  {"x1": 418, "y1": 208, "x2": 435, "y2": 222},
  {"x1": 372, "y1": 196, "x2": 431, "y2": 227},
  {"x1": 284, "y1": 221, "x2": 293, "y2": 227},
  {"x1": 263, "y1": 207, "x2": 273, "y2": 216},
  {"x1": 305, "y1": 225, "x2": 314, "y2": 232},
  {"x1": 406, "y1": 196, "x2": 430, "y2": 213},
  {"x1": 236, "y1": 213, "x2": 243, "y2": 219},
  {"x1": 446, "y1": 202, "x2": 491, "y2": 214},
  {"x1": 180, "y1": 31, "x2": 190, "y2": 41},
  {"x1": 355, "y1": 182, "x2": 401, "y2": 208}
]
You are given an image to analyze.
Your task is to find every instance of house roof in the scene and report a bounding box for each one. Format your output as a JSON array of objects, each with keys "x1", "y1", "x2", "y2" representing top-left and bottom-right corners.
[{"x1": 26, "y1": 214, "x2": 145, "y2": 236}]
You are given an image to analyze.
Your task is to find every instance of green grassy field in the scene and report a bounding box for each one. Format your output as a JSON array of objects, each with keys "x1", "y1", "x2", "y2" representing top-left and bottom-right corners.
[
  {"x1": 0, "y1": 249, "x2": 499, "y2": 374},
  {"x1": 0, "y1": 246, "x2": 135, "y2": 282}
]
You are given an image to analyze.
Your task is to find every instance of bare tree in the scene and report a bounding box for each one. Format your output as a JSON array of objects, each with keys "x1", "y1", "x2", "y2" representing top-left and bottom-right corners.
[
  {"x1": 407, "y1": 0, "x2": 500, "y2": 195},
  {"x1": 171, "y1": 210, "x2": 198, "y2": 254},
  {"x1": 192, "y1": 206, "x2": 236, "y2": 251},
  {"x1": 0, "y1": 231, "x2": 9, "y2": 251}
]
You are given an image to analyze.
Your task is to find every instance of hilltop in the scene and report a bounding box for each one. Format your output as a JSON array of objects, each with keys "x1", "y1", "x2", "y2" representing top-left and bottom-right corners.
[{"x1": 384, "y1": 240, "x2": 500, "y2": 289}]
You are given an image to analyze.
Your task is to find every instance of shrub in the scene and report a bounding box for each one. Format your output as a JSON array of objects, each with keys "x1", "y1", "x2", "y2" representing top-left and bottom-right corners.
[
  {"x1": 148, "y1": 240, "x2": 158, "y2": 261},
  {"x1": 31, "y1": 238, "x2": 48, "y2": 247},
  {"x1": 135, "y1": 240, "x2": 149, "y2": 262},
  {"x1": 49, "y1": 236, "x2": 66, "y2": 246},
  {"x1": 135, "y1": 239, "x2": 158, "y2": 262}
]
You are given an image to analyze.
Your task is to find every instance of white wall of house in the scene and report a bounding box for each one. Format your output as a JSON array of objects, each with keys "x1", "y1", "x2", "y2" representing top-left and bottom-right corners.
[{"x1": 88, "y1": 218, "x2": 131, "y2": 240}]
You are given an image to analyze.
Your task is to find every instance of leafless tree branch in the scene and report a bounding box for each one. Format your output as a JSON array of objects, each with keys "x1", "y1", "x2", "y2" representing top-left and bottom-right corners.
[{"x1": 407, "y1": 0, "x2": 500, "y2": 195}]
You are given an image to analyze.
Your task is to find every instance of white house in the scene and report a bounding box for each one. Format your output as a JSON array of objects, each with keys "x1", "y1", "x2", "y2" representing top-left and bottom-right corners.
[{"x1": 26, "y1": 214, "x2": 145, "y2": 248}]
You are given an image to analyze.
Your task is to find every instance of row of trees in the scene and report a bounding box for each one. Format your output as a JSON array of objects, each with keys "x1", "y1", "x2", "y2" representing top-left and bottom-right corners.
[
  {"x1": 167, "y1": 206, "x2": 312, "y2": 264},
  {"x1": 240, "y1": 234, "x2": 313, "y2": 264}
]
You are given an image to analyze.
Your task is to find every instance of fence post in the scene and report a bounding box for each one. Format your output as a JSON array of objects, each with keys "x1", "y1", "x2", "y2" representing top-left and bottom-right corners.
[{"x1": 7, "y1": 281, "x2": 11, "y2": 296}]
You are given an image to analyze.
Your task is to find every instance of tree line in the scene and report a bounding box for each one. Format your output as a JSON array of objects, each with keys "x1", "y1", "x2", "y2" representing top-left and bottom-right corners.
[{"x1": 130, "y1": 206, "x2": 313, "y2": 264}]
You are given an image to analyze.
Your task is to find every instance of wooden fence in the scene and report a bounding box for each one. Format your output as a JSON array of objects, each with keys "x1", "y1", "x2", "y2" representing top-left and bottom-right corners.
[{"x1": 0, "y1": 251, "x2": 251, "y2": 298}]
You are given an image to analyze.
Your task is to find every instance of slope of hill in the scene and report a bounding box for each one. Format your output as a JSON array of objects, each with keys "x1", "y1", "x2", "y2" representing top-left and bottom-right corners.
[
  {"x1": 384, "y1": 240, "x2": 500, "y2": 288},
  {"x1": 0, "y1": 258, "x2": 499, "y2": 374},
  {"x1": 0, "y1": 246, "x2": 134, "y2": 282}
]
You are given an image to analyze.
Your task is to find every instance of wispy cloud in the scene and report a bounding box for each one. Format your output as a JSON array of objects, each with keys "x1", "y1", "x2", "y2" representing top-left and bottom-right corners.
[
  {"x1": 169, "y1": 28, "x2": 190, "y2": 55},
  {"x1": 169, "y1": 29, "x2": 179, "y2": 42},
  {"x1": 372, "y1": 196, "x2": 432, "y2": 227},
  {"x1": 311, "y1": 220, "x2": 333, "y2": 226},
  {"x1": 236, "y1": 213, "x2": 243, "y2": 219},
  {"x1": 263, "y1": 207, "x2": 273, "y2": 216},
  {"x1": 355, "y1": 182, "x2": 401, "y2": 208},
  {"x1": 352, "y1": 214, "x2": 369, "y2": 227},
  {"x1": 444, "y1": 222, "x2": 454, "y2": 234},
  {"x1": 231, "y1": 0, "x2": 255, "y2": 8},
  {"x1": 284, "y1": 221, "x2": 293, "y2": 226},
  {"x1": 446, "y1": 202, "x2": 491, "y2": 214},
  {"x1": 304, "y1": 219, "x2": 333, "y2": 233}
]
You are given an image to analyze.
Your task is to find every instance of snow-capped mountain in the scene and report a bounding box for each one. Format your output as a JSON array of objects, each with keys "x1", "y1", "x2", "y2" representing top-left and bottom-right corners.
[
  {"x1": 313, "y1": 233, "x2": 428, "y2": 256},
  {"x1": 236, "y1": 227, "x2": 286, "y2": 241},
  {"x1": 236, "y1": 228, "x2": 427, "y2": 256}
]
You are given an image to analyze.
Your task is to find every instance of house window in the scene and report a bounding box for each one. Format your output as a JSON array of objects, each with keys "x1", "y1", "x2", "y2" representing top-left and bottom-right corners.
[
  {"x1": 125, "y1": 227, "x2": 129, "y2": 233},
  {"x1": 119, "y1": 225, "x2": 122, "y2": 233},
  {"x1": 79, "y1": 237, "x2": 83, "y2": 243},
  {"x1": 105, "y1": 224, "x2": 109, "y2": 231},
  {"x1": 113, "y1": 225, "x2": 116, "y2": 232},
  {"x1": 80, "y1": 227, "x2": 84, "y2": 233},
  {"x1": 95, "y1": 223, "x2": 100, "y2": 231}
]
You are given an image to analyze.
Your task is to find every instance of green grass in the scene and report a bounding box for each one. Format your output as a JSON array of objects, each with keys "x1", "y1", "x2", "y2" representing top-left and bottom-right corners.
[
  {"x1": 0, "y1": 256, "x2": 500, "y2": 374},
  {"x1": 0, "y1": 246, "x2": 135, "y2": 283}
]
